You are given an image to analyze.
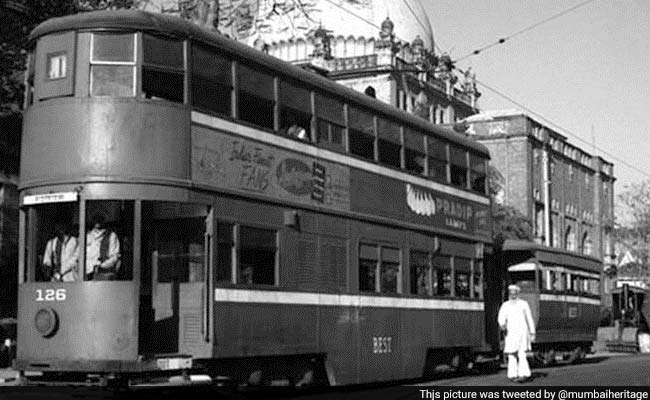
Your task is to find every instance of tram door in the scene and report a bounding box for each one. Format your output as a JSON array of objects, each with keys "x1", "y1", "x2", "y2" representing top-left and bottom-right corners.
[{"x1": 140, "y1": 202, "x2": 213, "y2": 358}]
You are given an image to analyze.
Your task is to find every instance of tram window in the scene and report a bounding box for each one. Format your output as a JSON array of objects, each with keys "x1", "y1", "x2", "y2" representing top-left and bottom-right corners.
[
  {"x1": 315, "y1": 93, "x2": 345, "y2": 149},
  {"x1": 215, "y1": 222, "x2": 234, "y2": 282},
  {"x1": 359, "y1": 244, "x2": 378, "y2": 292},
  {"x1": 433, "y1": 255, "x2": 452, "y2": 296},
  {"x1": 450, "y1": 146, "x2": 468, "y2": 188},
  {"x1": 377, "y1": 118, "x2": 401, "y2": 169},
  {"x1": 410, "y1": 250, "x2": 432, "y2": 296},
  {"x1": 238, "y1": 226, "x2": 276, "y2": 285},
  {"x1": 427, "y1": 138, "x2": 448, "y2": 182},
  {"x1": 473, "y1": 260, "x2": 483, "y2": 299},
  {"x1": 380, "y1": 247, "x2": 400, "y2": 294},
  {"x1": 142, "y1": 35, "x2": 185, "y2": 103},
  {"x1": 92, "y1": 33, "x2": 134, "y2": 62},
  {"x1": 84, "y1": 201, "x2": 134, "y2": 281},
  {"x1": 25, "y1": 51, "x2": 35, "y2": 107},
  {"x1": 238, "y1": 64, "x2": 275, "y2": 130},
  {"x1": 25, "y1": 203, "x2": 79, "y2": 283},
  {"x1": 551, "y1": 271, "x2": 565, "y2": 291},
  {"x1": 90, "y1": 33, "x2": 136, "y2": 97},
  {"x1": 191, "y1": 45, "x2": 232, "y2": 116},
  {"x1": 279, "y1": 80, "x2": 312, "y2": 141},
  {"x1": 404, "y1": 129, "x2": 425, "y2": 175},
  {"x1": 348, "y1": 107, "x2": 375, "y2": 161},
  {"x1": 143, "y1": 35, "x2": 184, "y2": 69},
  {"x1": 142, "y1": 202, "x2": 208, "y2": 284},
  {"x1": 91, "y1": 65, "x2": 134, "y2": 97},
  {"x1": 470, "y1": 154, "x2": 487, "y2": 194},
  {"x1": 454, "y1": 257, "x2": 471, "y2": 298},
  {"x1": 142, "y1": 68, "x2": 184, "y2": 102},
  {"x1": 46, "y1": 52, "x2": 67, "y2": 80}
]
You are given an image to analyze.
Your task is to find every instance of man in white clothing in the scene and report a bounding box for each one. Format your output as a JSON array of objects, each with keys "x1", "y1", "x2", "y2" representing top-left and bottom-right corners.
[
  {"x1": 497, "y1": 284, "x2": 536, "y2": 382},
  {"x1": 85, "y1": 214, "x2": 121, "y2": 280},
  {"x1": 42, "y1": 222, "x2": 79, "y2": 282}
]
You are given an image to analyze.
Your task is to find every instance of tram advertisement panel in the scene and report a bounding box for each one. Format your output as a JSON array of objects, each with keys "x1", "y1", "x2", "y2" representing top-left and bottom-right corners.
[
  {"x1": 351, "y1": 170, "x2": 490, "y2": 240},
  {"x1": 191, "y1": 126, "x2": 351, "y2": 210}
]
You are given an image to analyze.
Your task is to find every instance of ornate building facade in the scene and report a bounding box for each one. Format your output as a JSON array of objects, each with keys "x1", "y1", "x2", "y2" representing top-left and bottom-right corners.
[{"x1": 146, "y1": 0, "x2": 480, "y2": 124}]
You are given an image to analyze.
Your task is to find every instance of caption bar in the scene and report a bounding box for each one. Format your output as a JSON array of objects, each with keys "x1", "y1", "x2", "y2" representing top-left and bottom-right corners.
[{"x1": 419, "y1": 388, "x2": 650, "y2": 400}]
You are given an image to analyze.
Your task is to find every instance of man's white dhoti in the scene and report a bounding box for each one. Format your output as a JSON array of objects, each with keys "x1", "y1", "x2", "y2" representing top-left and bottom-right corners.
[{"x1": 497, "y1": 297, "x2": 535, "y2": 380}]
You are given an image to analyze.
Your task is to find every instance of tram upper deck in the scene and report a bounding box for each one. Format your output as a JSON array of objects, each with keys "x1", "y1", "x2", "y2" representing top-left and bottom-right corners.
[{"x1": 22, "y1": 11, "x2": 489, "y2": 212}]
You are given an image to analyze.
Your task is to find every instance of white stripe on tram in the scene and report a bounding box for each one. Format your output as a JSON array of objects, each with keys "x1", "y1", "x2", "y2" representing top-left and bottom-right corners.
[
  {"x1": 192, "y1": 112, "x2": 490, "y2": 205},
  {"x1": 214, "y1": 288, "x2": 485, "y2": 311},
  {"x1": 539, "y1": 293, "x2": 601, "y2": 306}
]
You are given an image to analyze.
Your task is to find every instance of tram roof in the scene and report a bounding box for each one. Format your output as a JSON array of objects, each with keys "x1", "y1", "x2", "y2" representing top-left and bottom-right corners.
[
  {"x1": 502, "y1": 239, "x2": 602, "y2": 272},
  {"x1": 29, "y1": 10, "x2": 490, "y2": 158}
]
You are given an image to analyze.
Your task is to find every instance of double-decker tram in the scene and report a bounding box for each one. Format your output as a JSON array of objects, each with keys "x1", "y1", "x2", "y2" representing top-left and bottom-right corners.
[
  {"x1": 17, "y1": 10, "x2": 492, "y2": 386},
  {"x1": 500, "y1": 240, "x2": 602, "y2": 366}
]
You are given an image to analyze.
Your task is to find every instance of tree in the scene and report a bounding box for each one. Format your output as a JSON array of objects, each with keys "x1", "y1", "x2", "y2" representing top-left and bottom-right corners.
[
  {"x1": 487, "y1": 165, "x2": 533, "y2": 248},
  {"x1": 614, "y1": 180, "x2": 650, "y2": 278}
]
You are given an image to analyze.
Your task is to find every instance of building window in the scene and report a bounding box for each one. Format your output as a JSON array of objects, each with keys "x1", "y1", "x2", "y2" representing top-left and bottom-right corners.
[
  {"x1": 582, "y1": 232, "x2": 593, "y2": 255},
  {"x1": 238, "y1": 64, "x2": 275, "y2": 130},
  {"x1": 90, "y1": 33, "x2": 136, "y2": 97},
  {"x1": 348, "y1": 107, "x2": 375, "y2": 161},
  {"x1": 568, "y1": 164, "x2": 574, "y2": 181},
  {"x1": 359, "y1": 243, "x2": 400, "y2": 294},
  {"x1": 191, "y1": 44, "x2": 232, "y2": 115},
  {"x1": 142, "y1": 34, "x2": 185, "y2": 103},
  {"x1": 47, "y1": 52, "x2": 67, "y2": 80},
  {"x1": 565, "y1": 226, "x2": 576, "y2": 251}
]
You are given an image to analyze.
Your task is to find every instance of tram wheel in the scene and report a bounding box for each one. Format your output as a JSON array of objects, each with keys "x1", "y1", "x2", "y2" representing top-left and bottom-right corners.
[{"x1": 566, "y1": 347, "x2": 583, "y2": 364}]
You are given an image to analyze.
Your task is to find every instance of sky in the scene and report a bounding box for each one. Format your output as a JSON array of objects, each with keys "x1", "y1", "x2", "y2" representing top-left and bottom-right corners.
[{"x1": 423, "y1": 0, "x2": 650, "y2": 196}]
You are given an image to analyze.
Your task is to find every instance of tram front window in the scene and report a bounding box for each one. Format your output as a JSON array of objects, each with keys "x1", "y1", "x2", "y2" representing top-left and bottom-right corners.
[
  {"x1": 84, "y1": 201, "x2": 133, "y2": 281},
  {"x1": 26, "y1": 202, "x2": 79, "y2": 282}
]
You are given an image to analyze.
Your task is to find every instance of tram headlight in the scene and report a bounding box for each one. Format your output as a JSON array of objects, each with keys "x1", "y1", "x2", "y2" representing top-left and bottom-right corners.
[{"x1": 34, "y1": 308, "x2": 59, "y2": 338}]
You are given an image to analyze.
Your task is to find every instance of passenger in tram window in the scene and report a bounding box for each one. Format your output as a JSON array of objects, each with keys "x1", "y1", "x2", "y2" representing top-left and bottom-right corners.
[
  {"x1": 497, "y1": 284, "x2": 536, "y2": 383},
  {"x1": 42, "y1": 221, "x2": 79, "y2": 282},
  {"x1": 287, "y1": 124, "x2": 309, "y2": 141},
  {"x1": 85, "y1": 214, "x2": 121, "y2": 281}
]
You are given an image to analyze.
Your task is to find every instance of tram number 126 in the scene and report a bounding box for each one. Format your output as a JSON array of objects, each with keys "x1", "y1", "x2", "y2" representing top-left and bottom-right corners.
[
  {"x1": 35, "y1": 289, "x2": 66, "y2": 302},
  {"x1": 372, "y1": 336, "x2": 393, "y2": 354}
]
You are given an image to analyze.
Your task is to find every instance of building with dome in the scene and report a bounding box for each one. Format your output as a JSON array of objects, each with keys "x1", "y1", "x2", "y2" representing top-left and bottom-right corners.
[
  {"x1": 145, "y1": 0, "x2": 480, "y2": 125},
  {"x1": 226, "y1": 0, "x2": 480, "y2": 124}
]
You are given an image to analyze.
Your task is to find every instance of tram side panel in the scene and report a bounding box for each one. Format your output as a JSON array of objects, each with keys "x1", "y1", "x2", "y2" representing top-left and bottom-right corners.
[{"x1": 536, "y1": 296, "x2": 600, "y2": 345}]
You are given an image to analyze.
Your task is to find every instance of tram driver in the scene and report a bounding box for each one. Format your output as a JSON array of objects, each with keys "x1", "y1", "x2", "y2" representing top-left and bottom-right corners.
[
  {"x1": 85, "y1": 213, "x2": 121, "y2": 280},
  {"x1": 42, "y1": 221, "x2": 79, "y2": 282}
]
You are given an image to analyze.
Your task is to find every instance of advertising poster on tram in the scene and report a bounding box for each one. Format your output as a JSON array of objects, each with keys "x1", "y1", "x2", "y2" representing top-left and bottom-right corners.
[{"x1": 191, "y1": 126, "x2": 351, "y2": 211}]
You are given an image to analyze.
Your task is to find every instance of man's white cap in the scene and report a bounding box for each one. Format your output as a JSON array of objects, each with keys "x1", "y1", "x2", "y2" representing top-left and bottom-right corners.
[{"x1": 507, "y1": 284, "x2": 521, "y2": 292}]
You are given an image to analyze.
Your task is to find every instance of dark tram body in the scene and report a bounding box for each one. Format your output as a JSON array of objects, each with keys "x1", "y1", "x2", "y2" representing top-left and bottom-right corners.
[
  {"x1": 17, "y1": 11, "x2": 494, "y2": 386},
  {"x1": 500, "y1": 240, "x2": 602, "y2": 365}
]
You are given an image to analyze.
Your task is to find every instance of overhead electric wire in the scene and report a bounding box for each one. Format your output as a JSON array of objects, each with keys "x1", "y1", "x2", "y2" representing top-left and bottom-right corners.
[
  {"x1": 401, "y1": 0, "x2": 444, "y2": 53},
  {"x1": 471, "y1": 77, "x2": 650, "y2": 180},
  {"x1": 453, "y1": 0, "x2": 598, "y2": 62}
]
